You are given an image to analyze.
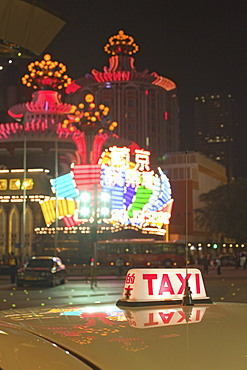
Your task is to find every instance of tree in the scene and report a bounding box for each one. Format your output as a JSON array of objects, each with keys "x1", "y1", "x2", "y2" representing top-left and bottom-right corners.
[{"x1": 195, "y1": 177, "x2": 247, "y2": 242}]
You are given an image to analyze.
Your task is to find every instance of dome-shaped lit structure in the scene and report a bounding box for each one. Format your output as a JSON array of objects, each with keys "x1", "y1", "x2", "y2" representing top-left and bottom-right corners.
[{"x1": 66, "y1": 30, "x2": 180, "y2": 163}]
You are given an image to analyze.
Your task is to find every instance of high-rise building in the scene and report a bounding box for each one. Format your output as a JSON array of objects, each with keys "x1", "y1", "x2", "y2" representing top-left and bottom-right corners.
[
  {"x1": 66, "y1": 30, "x2": 180, "y2": 163},
  {"x1": 194, "y1": 93, "x2": 236, "y2": 180}
]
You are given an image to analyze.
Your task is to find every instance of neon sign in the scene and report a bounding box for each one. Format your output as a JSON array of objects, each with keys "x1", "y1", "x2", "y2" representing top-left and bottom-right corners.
[{"x1": 40, "y1": 146, "x2": 174, "y2": 235}]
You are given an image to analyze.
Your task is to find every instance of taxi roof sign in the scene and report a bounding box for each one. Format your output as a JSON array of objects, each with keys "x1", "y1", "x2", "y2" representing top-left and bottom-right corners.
[{"x1": 117, "y1": 268, "x2": 212, "y2": 307}]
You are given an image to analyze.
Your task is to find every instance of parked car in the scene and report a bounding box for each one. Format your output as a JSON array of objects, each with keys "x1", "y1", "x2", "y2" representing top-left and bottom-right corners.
[{"x1": 16, "y1": 256, "x2": 66, "y2": 287}]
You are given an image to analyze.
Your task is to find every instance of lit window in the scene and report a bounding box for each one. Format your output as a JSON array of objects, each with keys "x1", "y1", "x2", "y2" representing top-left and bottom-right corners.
[
  {"x1": 22, "y1": 178, "x2": 34, "y2": 190},
  {"x1": 9, "y1": 178, "x2": 34, "y2": 190},
  {"x1": 9, "y1": 179, "x2": 21, "y2": 190},
  {"x1": 0, "y1": 179, "x2": 7, "y2": 190}
]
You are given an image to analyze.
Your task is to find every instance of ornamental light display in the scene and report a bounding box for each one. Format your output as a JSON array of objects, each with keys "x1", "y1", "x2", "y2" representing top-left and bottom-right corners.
[
  {"x1": 5, "y1": 54, "x2": 75, "y2": 139},
  {"x1": 21, "y1": 54, "x2": 72, "y2": 90},
  {"x1": 62, "y1": 94, "x2": 118, "y2": 134},
  {"x1": 66, "y1": 30, "x2": 176, "y2": 95},
  {"x1": 3, "y1": 54, "x2": 126, "y2": 169},
  {"x1": 62, "y1": 93, "x2": 119, "y2": 164},
  {"x1": 40, "y1": 146, "x2": 174, "y2": 236}
]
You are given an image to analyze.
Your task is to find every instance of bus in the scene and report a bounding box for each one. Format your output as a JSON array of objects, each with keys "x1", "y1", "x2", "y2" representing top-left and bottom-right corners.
[{"x1": 97, "y1": 239, "x2": 188, "y2": 268}]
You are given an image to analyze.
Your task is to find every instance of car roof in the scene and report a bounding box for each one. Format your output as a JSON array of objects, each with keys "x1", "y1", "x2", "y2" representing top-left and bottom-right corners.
[{"x1": 0, "y1": 302, "x2": 246, "y2": 370}]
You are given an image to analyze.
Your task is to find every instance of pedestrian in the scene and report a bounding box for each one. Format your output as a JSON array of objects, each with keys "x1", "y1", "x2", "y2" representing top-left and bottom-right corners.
[
  {"x1": 8, "y1": 252, "x2": 18, "y2": 283},
  {"x1": 235, "y1": 254, "x2": 240, "y2": 269},
  {"x1": 243, "y1": 254, "x2": 247, "y2": 270},
  {"x1": 115, "y1": 255, "x2": 125, "y2": 276},
  {"x1": 215, "y1": 256, "x2": 221, "y2": 275},
  {"x1": 240, "y1": 253, "x2": 246, "y2": 269},
  {"x1": 203, "y1": 257, "x2": 210, "y2": 274}
]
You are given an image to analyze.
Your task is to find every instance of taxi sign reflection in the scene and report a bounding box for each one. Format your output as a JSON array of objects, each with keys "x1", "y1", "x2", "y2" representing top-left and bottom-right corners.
[{"x1": 123, "y1": 305, "x2": 208, "y2": 329}]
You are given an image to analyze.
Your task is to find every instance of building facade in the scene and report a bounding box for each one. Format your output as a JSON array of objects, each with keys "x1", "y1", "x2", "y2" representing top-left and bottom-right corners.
[
  {"x1": 194, "y1": 93, "x2": 236, "y2": 180},
  {"x1": 161, "y1": 151, "x2": 227, "y2": 244}
]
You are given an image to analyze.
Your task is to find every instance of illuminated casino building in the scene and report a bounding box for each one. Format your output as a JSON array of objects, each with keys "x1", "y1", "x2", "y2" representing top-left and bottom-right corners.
[
  {"x1": 0, "y1": 32, "x2": 240, "y2": 261},
  {"x1": 65, "y1": 30, "x2": 180, "y2": 163},
  {"x1": 0, "y1": 53, "x2": 173, "y2": 259}
]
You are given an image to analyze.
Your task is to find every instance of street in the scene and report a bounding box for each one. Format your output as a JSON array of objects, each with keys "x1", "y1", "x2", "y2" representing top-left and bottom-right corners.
[
  {"x1": 0, "y1": 267, "x2": 246, "y2": 311},
  {"x1": 0, "y1": 278, "x2": 124, "y2": 311}
]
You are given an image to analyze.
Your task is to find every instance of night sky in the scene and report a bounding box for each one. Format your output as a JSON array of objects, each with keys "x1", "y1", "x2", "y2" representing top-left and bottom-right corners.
[{"x1": 21, "y1": 1, "x2": 247, "y2": 176}]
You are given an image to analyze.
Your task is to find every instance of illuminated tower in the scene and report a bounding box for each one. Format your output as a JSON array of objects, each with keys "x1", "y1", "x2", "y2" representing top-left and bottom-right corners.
[
  {"x1": 194, "y1": 93, "x2": 236, "y2": 181},
  {"x1": 66, "y1": 30, "x2": 180, "y2": 163}
]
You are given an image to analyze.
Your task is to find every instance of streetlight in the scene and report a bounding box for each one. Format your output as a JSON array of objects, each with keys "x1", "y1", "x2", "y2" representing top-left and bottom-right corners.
[
  {"x1": 21, "y1": 114, "x2": 27, "y2": 264},
  {"x1": 182, "y1": 150, "x2": 193, "y2": 306},
  {"x1": 78, "y1": 187, "x2": 112, "y2": 288},
  {"x1": 54, "y1": 130, "x2": 58, "y2": 257}
]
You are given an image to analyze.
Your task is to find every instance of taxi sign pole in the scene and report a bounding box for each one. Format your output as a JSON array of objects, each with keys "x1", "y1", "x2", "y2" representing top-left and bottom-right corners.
[{"x1": 182, "y1": 150, "x2": 193, "y2": 306}]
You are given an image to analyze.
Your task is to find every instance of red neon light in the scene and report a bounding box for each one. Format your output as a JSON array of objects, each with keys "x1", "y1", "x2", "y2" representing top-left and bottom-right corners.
[
  {"x1": 108, "y1": 56, "x2": 119, "y2": 72},
  {"x1": 151, "y1": 72, "x2": 176, "y2": 91},
  {"x1": 90, "y1": 69, "x2": 176, "y2": 91},
  {"x1": 65, "y1": 81, "x2": 81, "y2": 94},
  {"x1": 63, "y1": 216, "x2": 80, "y2": 227},
  {"x1": 164, "y1": 111, "x2": 169, "y2": 120},
  {"x1": 72, "y1": 134, "x2": 86, "y2": 164},
  {"x1": 92, "y1": 70, "x2": 131, "y2": 83},
  {"x1": 72, "y1": 164, "x2": 101, "y2": 192},
  {"x1": 92, "y1": 133, "x2": 109, "y2": 164}
]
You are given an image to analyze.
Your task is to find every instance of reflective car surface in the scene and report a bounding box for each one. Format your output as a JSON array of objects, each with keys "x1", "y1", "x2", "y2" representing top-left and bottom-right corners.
[
  {"x1": 16, "y1": 256, "x2": 66, "y2": 287},
  {"x1": 0, "y1": 302, "x2": 246, "y2": 369}
]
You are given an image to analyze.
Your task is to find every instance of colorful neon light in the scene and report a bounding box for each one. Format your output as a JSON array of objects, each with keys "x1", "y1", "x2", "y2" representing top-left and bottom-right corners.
[
  {"x1": 40, "y1": 147, "x2": 173, "y2": 234},
  {"x1": 50, "y1": 173, "x2": 78, "y2": 199},
  {"x1": 40, "y1": 198, "x2": 76, "y2": 226},
  {"x1": 72, "y1": 164, "x2": 101, "y2": 192}
]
